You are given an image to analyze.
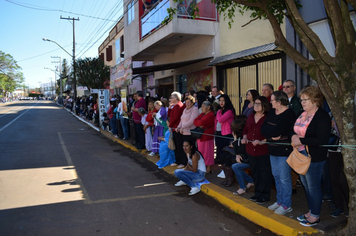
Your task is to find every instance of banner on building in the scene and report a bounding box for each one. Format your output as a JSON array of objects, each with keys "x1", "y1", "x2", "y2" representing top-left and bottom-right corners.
[
  {"x1": 98, "y1": 89, "x2": 110, "y2": 125},
  {"x1": 110, "y1": 57, "x2": 132, "y2": 89},
  {"x1": 187, "y1": 68, "x2": 213, "y2": 91}
]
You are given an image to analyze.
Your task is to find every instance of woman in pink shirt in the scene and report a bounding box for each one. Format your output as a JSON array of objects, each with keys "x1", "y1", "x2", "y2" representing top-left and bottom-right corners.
[
  {"x1": 176, "y1": 95, "x2": 199, "y2": 147},
  {"x1": 215, "y1": 94, "x2": 236, "y2": 167}
]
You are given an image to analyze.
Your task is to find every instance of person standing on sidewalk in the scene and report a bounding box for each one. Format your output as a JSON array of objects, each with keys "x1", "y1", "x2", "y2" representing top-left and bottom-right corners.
[
  {"x1": 291, "y1": 86, "x2": 331, "y2": 227},
  {"x1": 176, "y1": 95, "x2": 199, "y2": 150},
  {"x1": 242, "y1": 96, "x2": 271, "y2": 204},
  {"x1": 169, "y1": 92, "x2": 186, "y2": 168},
  {"x1": 131, "y1": 91, "x2": 146, "y2": 149},
  {"x1": 261, "y1": 91, "x2": 295, "y2": 214},
  {"x1": 283, "y1": 79, "x2": 303, "y2": 195},
  {"x1": 107, "y1": 99, "x2": 118, "y2": 138}
]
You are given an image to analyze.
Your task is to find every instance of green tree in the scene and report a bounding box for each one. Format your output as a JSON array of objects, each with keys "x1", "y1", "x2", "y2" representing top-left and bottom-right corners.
[
  {"x1": 56, "y1": 58, "x2": 70, "y2": 95},
  {"x1": 75, "y1": 57, "x2": 110, "y2": 89},
  {"x1": 208, "y1": 0, "x2": 355, "y2": 234},
  {"x1": 0, "y1": 51, "x2": 24, "y2": 97}
]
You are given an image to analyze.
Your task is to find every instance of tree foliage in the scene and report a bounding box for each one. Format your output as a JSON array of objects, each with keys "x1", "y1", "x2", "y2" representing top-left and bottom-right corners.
[
  {"x1": 75, "y1": 57, "x2": 110, "y2": 89},
  {"x1": 0, "y1": 51, "x2": 24, "y2": 97},
  {"x1": 168, "y1": 0, "x2": 356, "y2": 234},
  {"x1": 212, "y1": 0, "x2": 356, "y2": 234}
]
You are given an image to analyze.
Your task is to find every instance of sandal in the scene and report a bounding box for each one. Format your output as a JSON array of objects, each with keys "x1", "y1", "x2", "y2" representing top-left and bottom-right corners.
[{"x1": 233, "y1": 188, "x2": 246, "y2": 195}]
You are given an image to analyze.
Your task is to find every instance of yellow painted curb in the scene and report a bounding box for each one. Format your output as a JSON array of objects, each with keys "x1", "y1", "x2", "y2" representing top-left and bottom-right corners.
[
  {"x1": 200, "y1": 184, "x2": 319, "y2": 236},
  {"x1": 100, "y1": 130, "x2": 320, "y2": 236}
]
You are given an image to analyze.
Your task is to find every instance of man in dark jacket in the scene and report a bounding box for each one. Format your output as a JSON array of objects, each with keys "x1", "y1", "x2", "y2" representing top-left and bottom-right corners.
[{"x1": 283, "y1": 79, "x2": 302, "y2": 115}]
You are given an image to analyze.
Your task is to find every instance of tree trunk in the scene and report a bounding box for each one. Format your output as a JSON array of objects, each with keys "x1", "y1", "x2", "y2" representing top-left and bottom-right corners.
[{"x1": 338, "y1": 110, "x2": 356, "y2": 235}]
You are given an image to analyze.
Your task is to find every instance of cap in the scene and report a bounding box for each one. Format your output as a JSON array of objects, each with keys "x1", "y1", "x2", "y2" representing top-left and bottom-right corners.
[{"x1": 137, "y1": 107, "x2": 146, "y2": 114}]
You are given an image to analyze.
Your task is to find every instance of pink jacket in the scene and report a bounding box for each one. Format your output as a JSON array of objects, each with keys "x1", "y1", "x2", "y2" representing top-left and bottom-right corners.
[
  {"x1": 215, "y1": 109, "x2": 234, "y2": 135},
  {"x1": 177, "y1": 106, "x2": 199, "y2": 135}
]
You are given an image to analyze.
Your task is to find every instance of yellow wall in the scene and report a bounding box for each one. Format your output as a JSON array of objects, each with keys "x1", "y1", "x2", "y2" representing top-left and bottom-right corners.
[{"x1": 216, "y1": 12, "x2": 286, "y2": 56}]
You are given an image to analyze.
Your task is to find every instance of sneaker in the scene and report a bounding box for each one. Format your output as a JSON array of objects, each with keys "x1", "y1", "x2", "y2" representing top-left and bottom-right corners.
[
  {"x1": 256, "y1": 198, "x2": 268, "y2": 205},
  {"x1": 189, "y1": 187, "x2": 200, "y2": 195},
  {"x1": 330, "y1": 209, "x2": 344, "y2": 218},
  {"x1": 274, "y1": 206, "x2": 293, "y2": 215},
  {"x1": 149, "y1": 152, "x2": 155, "y2": 156},
  {"x1": 174, "y1": 180, "x2": 187, "y2": 187},
  {"x1": 246, "y1": 183, "x2": 254, "y2": 189},
  {"x1": 170, "y1": 163, "x2": 177, "y2": 166},
  {"x1": 300, "y1": 218, "x2": 320, "y2": 227},
  {"x1": 268, "y1": 202, "x2": 281, "y2": 211},
  {"x1": 249, "y1": 195, "x2": 259, "y2": 202},
  {"x1": 297, "y1": 214, "x2": 307, "y2": 222},
  {"x1": 177, "y1": 164, "x2": 185, "y2": 168}
]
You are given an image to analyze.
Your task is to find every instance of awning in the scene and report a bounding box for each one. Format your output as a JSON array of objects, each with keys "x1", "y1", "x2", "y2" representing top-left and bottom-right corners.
[
  {"x1": 132, "y1": 57, "x2": 213, "y2": 74},
  {"x1": 208, "y1": 43, "x2": 283, "y2": 66}
]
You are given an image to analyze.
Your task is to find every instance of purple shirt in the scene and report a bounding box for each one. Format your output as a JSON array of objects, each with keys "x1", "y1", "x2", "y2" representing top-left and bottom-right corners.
[{"x1": 133, "y1": 98, "x2": 146, "y2": 123}]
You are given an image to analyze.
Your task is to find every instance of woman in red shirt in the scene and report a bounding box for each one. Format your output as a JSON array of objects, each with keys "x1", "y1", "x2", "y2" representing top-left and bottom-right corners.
[
  {"x1": 193, "y1": 101, "x2": 215, "y2": 173},
  {"x1": 241, "y1": 96, "x2": 271, "y2": 204}
]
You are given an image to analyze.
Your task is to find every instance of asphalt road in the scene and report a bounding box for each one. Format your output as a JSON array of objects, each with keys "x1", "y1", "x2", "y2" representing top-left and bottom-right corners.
[{"x1": 0, "y1": 101, "x2": 275, "y2": 236}]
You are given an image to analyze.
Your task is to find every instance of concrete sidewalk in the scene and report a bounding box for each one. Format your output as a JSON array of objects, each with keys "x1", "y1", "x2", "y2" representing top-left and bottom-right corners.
[
  {"x1": 64, "y1": 106, "x2": 347, "y2": 236},
  {"x1": 100, "y1": 130, "x2": 327, "y2": 236}
]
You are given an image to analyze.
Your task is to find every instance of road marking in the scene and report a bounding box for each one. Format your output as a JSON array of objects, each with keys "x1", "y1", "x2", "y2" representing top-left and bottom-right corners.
[
  {"x1": 0, "y1": 102, "x2": 38, "y2": 133},
  {"x1": 134, "y1": 182, "x2": 166, "y2": 188},
  {"x1": 58, "y1": 132, "x2": 91, "y2": 202},
  {"x1": 86, "y1": 192, "x2": 179, "y2": 205}
]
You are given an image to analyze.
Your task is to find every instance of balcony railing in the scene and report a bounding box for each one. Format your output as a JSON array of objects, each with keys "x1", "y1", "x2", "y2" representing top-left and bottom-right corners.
[
  {"x1": 141, "y1": 0, "x2": 170, "y2": 39},
  {"x1": 140, "y1": 0, "x2": 218, "y2": 39}
]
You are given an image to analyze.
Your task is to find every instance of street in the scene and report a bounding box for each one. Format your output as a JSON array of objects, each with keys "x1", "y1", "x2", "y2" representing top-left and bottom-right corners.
[{"x1": 0, "y1": 101, "x2": 275, "y2": 236}]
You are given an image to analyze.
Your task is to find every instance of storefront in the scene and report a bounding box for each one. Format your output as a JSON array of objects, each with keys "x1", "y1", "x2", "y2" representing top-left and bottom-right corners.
[{"x1": 209, "y1": 43, "x2": 285, "y2": 114}]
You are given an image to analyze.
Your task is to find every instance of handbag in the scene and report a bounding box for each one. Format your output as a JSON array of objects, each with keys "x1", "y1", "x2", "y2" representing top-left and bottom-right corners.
[
  {"x1": 191, "y1": 125, "x2": 213, "y2": 139},
  {"x1": 190, "y1": 127, "x2": 205, "y2": 139},
  {"x1": 286, "y1": 146, "x2": 311, "y2": 175},
  {"x1": 168, "y1": 131, "x2": 175, "y2": 150}
]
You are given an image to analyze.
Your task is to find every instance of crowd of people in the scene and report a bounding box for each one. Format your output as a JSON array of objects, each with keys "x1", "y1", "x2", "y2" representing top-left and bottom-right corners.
[{"x1": 68, "y1": 81, "x2": 348, "y2": 228}]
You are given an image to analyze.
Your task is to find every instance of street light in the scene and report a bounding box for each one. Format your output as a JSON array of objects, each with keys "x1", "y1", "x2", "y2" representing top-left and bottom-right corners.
[{"x1": 42, "y1": 38, "x2": 77, "y2": 99}]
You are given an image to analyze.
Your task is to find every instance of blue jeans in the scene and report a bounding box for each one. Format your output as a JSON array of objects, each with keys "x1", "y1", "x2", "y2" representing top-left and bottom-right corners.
[
  {"x1": 270, "y1": 155, "x2": 292, "y2": 208},
  {"x1": 300, "y1": 160, "x2": 326, "y2": 218},
  {"x1": 119, "y1": 115, "x2": 129, "y2": 139},
  {"x1": 110, "y1": 117, "x2": 118, "y2": 135},
  {"x1": 231, "y1": 162, "x2": 253, "y2": 190},
  {"x1": 174, "y1": 169, "x2": 205, "y2": 188}
]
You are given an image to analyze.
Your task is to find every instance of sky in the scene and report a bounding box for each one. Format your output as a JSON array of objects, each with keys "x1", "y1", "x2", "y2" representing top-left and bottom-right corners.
[{"x1": 0, "y1": 0, "x2": 124, "y2": 88}]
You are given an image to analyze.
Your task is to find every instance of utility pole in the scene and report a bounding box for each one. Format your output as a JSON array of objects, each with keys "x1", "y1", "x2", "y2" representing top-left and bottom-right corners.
[
  {"x1": 51, "y1": 56, "x2": 62, "y2": 98},
  {"x1": 60, "y1": 16, "x2": 79, "y2": 99}
]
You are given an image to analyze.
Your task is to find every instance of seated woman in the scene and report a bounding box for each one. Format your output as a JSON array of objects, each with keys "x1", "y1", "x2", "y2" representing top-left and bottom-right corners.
[
  {"x1": 156, "y1": 118, "x2": 175, "y2": 169},
  {"x1": 174, "y1": 139, "x2": 206, "y2": 196},
  {"x1": 230, "y1": 116, "x2": 254, "y2": 195}
]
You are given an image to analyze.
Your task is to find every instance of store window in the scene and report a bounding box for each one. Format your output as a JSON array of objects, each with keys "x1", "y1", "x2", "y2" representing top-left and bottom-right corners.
[{"x1": 177, "y1": 74, "x2": 187, "y2": 94}]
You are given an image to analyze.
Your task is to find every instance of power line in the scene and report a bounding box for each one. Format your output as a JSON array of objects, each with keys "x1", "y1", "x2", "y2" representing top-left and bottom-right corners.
[
  {"x1": 17, "y1": 44, "x2": 73, "y2": 62},
  {"x1": 5, "y1": 0, "x2": 117, "y2": 22}
]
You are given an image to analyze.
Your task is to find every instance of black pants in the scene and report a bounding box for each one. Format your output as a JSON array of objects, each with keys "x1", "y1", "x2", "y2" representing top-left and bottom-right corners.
[
  {"x1": 248, "y1": 154, "x2": 272, "y2": 200},
  {"x1": 215, "y1": 132, "x2": 233, "y2": 162},
  {"x1": 329, "y1": 152, "x2": 349, "y2": 212},
  {"x1": 173, "y1": 132, "x2": 187, "y2": 165},
  {"x1": 134, "y1": 122, "x2": 145, "y2": 149}
]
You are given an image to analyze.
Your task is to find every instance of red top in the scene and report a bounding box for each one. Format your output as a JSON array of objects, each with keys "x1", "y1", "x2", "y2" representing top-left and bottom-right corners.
[
  {"x1": 146, "y1": 109, "x2": 158, "y2": 126},
  {"x1": 169, "y1": 102, "x2": 185, "y2": 129},
  {"x1": 193, "y1": 111, "x2": 215, "y2": 141},
  {"x1": 133, "y1": 98, "x2": 146, "y2": 123},
  {"x1": 107, "y1": 106, "x2": 114, "y2": 119},
  {"x1": 243, "y1": 114, "x2": 268, "y2": 156}
]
